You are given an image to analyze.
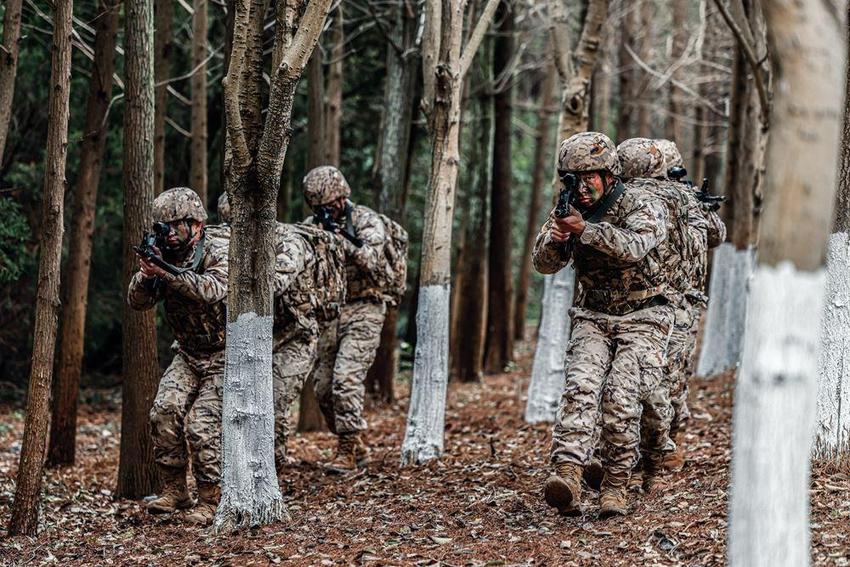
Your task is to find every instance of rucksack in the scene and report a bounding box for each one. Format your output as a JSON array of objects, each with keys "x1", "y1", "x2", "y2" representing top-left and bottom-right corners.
[
  {"x1": 376, "y1": 213, "x2": 409, "y2": 307},
  {"x1": 284, "y1": 223, "x2": 347, "y2": 322}
]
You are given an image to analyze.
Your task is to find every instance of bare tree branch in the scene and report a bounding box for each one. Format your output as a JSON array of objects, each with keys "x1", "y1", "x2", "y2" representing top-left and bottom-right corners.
[
  {"x1": 458, "y1": 0, "x2": 500, "y2": 79},
  {"x1": 223, "y1": 0, "x2": 253, "y2": 170}
]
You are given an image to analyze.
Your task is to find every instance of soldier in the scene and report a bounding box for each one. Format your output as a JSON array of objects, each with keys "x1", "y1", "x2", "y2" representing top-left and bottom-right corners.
[
  {"x1": 215, "y1": 193, "x2": 347, "y2": 470},
  {"x1": 127, "y1": 187, "x2": 228, "y2": 525},
  {"x1": 302, "y1": 166, "x2": 391, "y2": 473},
  {"x1": 532, "y1": 132, "x2": 675, "y2": 518},
  {"x1": 654, "y1": 139, "x2": 727, "y2": 469},
  {"x1": 617, "y1": 137, "x2": 709, "y2": 492}
]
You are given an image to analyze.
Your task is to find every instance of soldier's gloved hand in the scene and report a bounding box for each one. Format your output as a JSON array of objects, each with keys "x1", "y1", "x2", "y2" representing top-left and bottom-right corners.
[
  {"x1": 549, "y1": 206, "x2": 586, "y2": 242},
  {"x1": 139, "y1": 256, "x2": 167, "y2": 279}
]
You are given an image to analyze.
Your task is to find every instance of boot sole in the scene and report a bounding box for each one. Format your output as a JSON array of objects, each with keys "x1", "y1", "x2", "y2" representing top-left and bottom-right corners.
[
  {"x1": 599, "y1": 506, "x2": 628, "y2": 519},
  {"x1": 147, "y1": 498, "x2": 194, "y2": 514},
  {"x1": 544, "y1": 476, "x2": 581, "y2": 517}
]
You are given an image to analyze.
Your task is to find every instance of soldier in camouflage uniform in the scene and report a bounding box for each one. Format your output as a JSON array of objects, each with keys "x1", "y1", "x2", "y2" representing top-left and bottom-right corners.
[
  {"x1": 127, "y1": 187, "x2": 228, "y2": 525},
  {"x1": 654, "y1": 139, "x2": 727, "y2": 470},
  {"x1": 617, "y1": 138, "x2": 709, "y2": 492},
  {"x1": 533, "y1": 132, "x2": 675, "y2": 518},
  {"x1": 302, "y1": 166, "x2": 390, "y2": 473},
  {"x1": 215, "y1": 194, "x2": 347, "y2": 471}
]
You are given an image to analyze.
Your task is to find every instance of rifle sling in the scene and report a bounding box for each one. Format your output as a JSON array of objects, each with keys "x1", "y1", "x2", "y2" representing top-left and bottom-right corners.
[{"x1": 584, "y1": 180, "x2": 625, "y2": 224}]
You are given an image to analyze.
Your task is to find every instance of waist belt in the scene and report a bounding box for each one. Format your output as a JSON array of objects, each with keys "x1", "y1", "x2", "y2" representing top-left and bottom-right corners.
[{"x1": 582, "y1": 285, "x2": 667, "y2": 316}]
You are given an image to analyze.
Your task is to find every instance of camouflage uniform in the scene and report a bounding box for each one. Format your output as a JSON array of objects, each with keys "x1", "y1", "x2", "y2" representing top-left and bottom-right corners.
[
  {"x1": 270, "y1": 222, "x2": 345, "y2": 461},
  {"x1": 127, "y1": 187, "x2": 228, "y2": 486},
  {"x1": 533, "y1": 135, "x2": 676, "y2": 482}
]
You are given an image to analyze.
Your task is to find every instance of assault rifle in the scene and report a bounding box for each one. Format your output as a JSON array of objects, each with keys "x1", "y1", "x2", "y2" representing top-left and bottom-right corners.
[
  {"x1": 555, "y1": 170, "x2": 579, "y2": 218},
  {"x1": 132, "y1": 221, "x2": 182, "y2": 276},
  {"x1": 667, "y1": 166, "x2": 725, "y2": 211},
  {"x1": 314, "y1": 206, "x2": 364, "y2": 248}
]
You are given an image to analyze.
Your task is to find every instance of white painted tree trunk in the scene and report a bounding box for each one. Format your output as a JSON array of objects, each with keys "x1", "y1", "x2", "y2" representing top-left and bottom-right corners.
[
  {"x1": 524, "y1": 268, "x2": 575, "y2": 423},
  {"x1": 401, "y1": 284, "x2": 450, "y2": 465},
  {"x1": 728, "y1": 263, "x2": 824, "y2": 567},
  {"x1": 697, "y1": 243, "x2": 755, "y2": 377},
  {"x1": 215, "y1": 312, "x2": 285, "y2": 532},
  {"x1": 815, "y1": 232, "x2": 850, "y2": 462}
]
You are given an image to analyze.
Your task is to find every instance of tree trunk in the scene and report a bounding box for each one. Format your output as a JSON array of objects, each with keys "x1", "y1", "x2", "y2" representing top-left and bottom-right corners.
[
  {"x1": 524, "y1": 0, "x2": 609, "y2": 424},
  {"x1": 115, "y1": 0, "x2": 162, "y2": 500},
  {"x1": 728, "y1": 0, "x2": 844, "y2": 563},
  {"x1": 514, "y1": 63, "x2": 556, "y2": 342},
  {"x1": 324, "y1": 4, "x2": 343, "y2": 166},
  {"x1": 47, "y1": 0, "x2": 119, "y2": 468},
  {"x1": 666, "y1": 0, "x2": 687, "y2": 146},
  {"x1": 616, "y1": 0, "x2": 636, "y2": 139},
  {"x1": 154, "y1": 0, "x2": 173, "y2": 195},
  {"x1": 816, "y1": 11, "x2": 850, "y2": 466},
  {"x1": 191, "y1": 0, "x2": 208, "y2": 204},
  {"x1": 7, "y1": 0, "x2": 73, "y2": 536},
  {"x1": 635, "y1": 0, "x2": 654, "y2": 138},
  {"x1": 216, "y1": 0, "x2": 331, "y2": 531},
  {"x1": 0, "y1": 0, "x2": 23, "y2": 163},
  {"x1": 307, "y1": 50, "x2": 325, "y2": 169},
  {"x1": 365, "y1": 0, "x2": 421, "y2": 403},
  {"x1": 484, "y1": 0, "x2": 514, "y2": 374},
  {"x1": 401, "y1": 0, "x2": 500, "y2": 465}
]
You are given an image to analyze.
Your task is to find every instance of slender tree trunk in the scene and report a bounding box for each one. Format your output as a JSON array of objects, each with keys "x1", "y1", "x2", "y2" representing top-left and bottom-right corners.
[
  {"x1": 667, "y1": 0, "x2": 687, "y2": 145},
  {"x1": 7, "y1": 0, "x2": 73, "y2": 536},
  {"x1": 324, "y1": 4, "x2": 343, "y2": 166},
  {"x1": 728, "y1": 0, "x2": 844, "y2": 563},
  {"x1": 365, "y1": 0, "x2": 421, "y2": 403},
  {"x1": 115, "y1": 0, "x2": 162, "y2": 500},
  {"x1": 0, "y1": 0, "x2": 23, "y2": 163},
  {"x1": 191, "y1": 0, "x2": 208, "y2": 204},
  {"x1": 524, "y1": 0, "x2": 609, "y2": 424},
  {"x1": 154, "y1": 0, "x2": 173, "y2": 195},
  {"x1": 635, "y1": 0, "x2": 654, "y2": 137},
  {"x1": 816, "y1": 12, "x2": 850, "y2": 466},
  {"x1": 592, "y1": 24, "x2": 614, "y2": 139},
  {"x1": 47, "y1": 0, "x2": 120, "y2": 468},
  {"x1": 616, "y1": 0, "x2": 636, "y2": 139},
  {"x1": 514, "y1": 64, "x2": 556, "y2": 342},
  {"x1": 401, "y1": 0, "x2": 500, "y2": 465},
  {"x1": 307, "y1": 50, "x2": 325, "y2": 169},
  {"x1": 484, "y1": 0, "x2": 514, "y2": 373},
  {"x1": 216, "y1": 0, "x2": 331, "y2": 531}
]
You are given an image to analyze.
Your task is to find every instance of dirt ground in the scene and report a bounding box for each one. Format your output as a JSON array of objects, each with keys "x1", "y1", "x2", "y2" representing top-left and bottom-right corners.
[{"x1": 1, "y1": 339, "x2": 849, "y2": 566}]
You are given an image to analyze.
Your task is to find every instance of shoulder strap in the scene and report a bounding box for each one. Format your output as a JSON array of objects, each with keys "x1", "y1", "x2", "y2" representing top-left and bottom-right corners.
[{"x1": 585, "y1": 180, "x2": 625, "y2": 223}]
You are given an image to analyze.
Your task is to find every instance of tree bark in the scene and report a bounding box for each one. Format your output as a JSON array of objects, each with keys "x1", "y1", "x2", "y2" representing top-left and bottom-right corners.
[
  {"x1": 115, "y1": 0, "x2": 162, "y2": 500},
  {"x1": 666, "y1": 0, "x2": 687, "y2": 146},
  {"x1": 324, "y1": 4, "x2": 343, "y2": 166},
  {"x1": 7, "y1": 0, "x2": 73, "y2": 536},
  {"x1": 728, "y1": 0, "x2": 845, "y2": 563},
  {"x1": 307, "y1": 50, "x2": 325, "y2": 169},
  {"x1": 635, "y1": 0, "x2": 654, "y2": 138},
  {"x1": 191, "y1": 0, "x2": 209, "y2": 204},
  {"x1": 216, "y1": 0, "x2": 332, "y2": 531},
  {"x1": 484, "y1": 0, "x2": 514, "y2": 374},
  {"x1": 0, "y1": 0, "x2": 23, "y2": 163},
  {"x1": 401, "y1": 0, "x2": 500, "y2": 465},
  {"x1": 616, "y1": 0, "x2": 636, "y2": 139},
  {"x1": 591, "y1": 24, "x2": 614, "y2": 139},
  {"x1": 154, "y1": 0, "x2": 173, "y2": 195},
  {"x1": 514, "y1": 63, "x2": 556, "y2": 342},
  {"x1": 48, "y1": 0, "x2": 120, "y2": 468}
]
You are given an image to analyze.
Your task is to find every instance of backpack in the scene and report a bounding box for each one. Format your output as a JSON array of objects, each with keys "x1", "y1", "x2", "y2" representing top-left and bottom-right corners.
[
  {"x1": 376, "y1": 213, "x2": 409, "y2": 307},
  {"x1": 285, "y1": 223, "x2": 347, "y2": 321}
]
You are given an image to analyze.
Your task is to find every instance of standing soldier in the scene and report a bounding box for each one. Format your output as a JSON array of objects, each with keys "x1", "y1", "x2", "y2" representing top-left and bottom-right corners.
[
  {"x1": 654, "y1": 139, "x2": 727, "y2": 469},
  {"x1": 533, "y1": 133, "x2": 675, "y2": 518},
  {"x1": 617, "y1": 138, "x2": 708, "y2": 492},
  {"x1": 302, "y1": 166, "x2": 397, "y2": 473},
  {"x1": 127, "y1": 187, "x2": 228, "y2": 525}
]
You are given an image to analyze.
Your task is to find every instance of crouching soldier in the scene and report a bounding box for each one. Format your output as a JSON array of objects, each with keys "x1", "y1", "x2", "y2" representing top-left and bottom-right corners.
[
  {"x1": 302, "y1": 166, "x2": 407, "y2": 474},
  {"x1": 533, "y1": 133, "x2": 675, "y2": 518},
  {"x1": 127, "y1": 187, "x2": 228, "y2": 525}
]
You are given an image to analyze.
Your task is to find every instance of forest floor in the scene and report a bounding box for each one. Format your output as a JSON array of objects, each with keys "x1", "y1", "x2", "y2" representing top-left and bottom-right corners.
[{"x1": 2, "y1": 339, "x2": 850, "y2": 566}]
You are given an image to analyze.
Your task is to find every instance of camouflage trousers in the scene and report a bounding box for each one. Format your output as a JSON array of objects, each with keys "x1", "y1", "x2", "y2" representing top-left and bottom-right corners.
[
  {"x1": 271, "y1": 321, "x2": 319, "y2": 463},
  {"x1": 551, "y1": 304, "x2": 675, "y2": 478},
  {"x1": 149, "y1": 349, "x2": 224, "y2": 484},
  {"x1": 311, "y1": 299, "x2": 386, "y2": 435}
]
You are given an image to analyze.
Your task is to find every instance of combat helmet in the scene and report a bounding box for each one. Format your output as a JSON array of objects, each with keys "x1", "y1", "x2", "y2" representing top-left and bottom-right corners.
[
  {"x1": 217, "y1": 192, "x2": 231, "y2": 224},
  {"x1": 557, "y1": 132, "x2": 621, "y2": 176},
  {"x1": 655, "y1": 139, "x2": 684, "y2": 168},
  {"x1": 153, "y1": 187, "x2": 208, "y2": 223},
  {"x1": 617, "y1": 138, "x2": 668, "y2": 179},
  {"x1": 303, "y1": 166, "x2": 351, "y2": 208}
]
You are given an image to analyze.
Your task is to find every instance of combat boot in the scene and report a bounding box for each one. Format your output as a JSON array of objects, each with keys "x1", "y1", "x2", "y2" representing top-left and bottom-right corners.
[
  {"x1": 662, "y1": 433, "x2": 686, "y2": 472},
  {"x1": 599, "y1": 471, "x2": 629, "y2": 518},
  {"x1": 146, "y1": 466, "x2": 194, "y2": 514},
  {"x1": 326, "y1": 432, "x2": 369, "y2": 474},
  {"x1": 628, "y1": 459, "x2": 644, "y2": 493},
  {"x1": 543, "y1": 463, "x2": 583, "y2": 516},
  {"x1": 642, "y1": 456, "x2": 670, "y2": 495},
  {"x1": 582, "y1": 458, "x2": 604, "y2": 492},
  {"x1": 185, "y1": 482, "x2": 221, "y2": 525}
]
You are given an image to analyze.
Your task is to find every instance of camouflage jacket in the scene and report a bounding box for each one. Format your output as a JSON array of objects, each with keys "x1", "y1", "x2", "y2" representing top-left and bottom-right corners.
[
  {"x1": 532, "y1": 182, "x2": 673, "y2": 316},
  {"x1": 689, "y1": 207, "x2": 728, "y2": 302},
  {"x1": 338, "y1": 203, "x2": 389, "y2": 303},
  {"x1": 127, "y1": 232, "x2": 229, "y2": 356},
  {"x1": 273, "y1": 222, "x2": 346, "y2": 334}
]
